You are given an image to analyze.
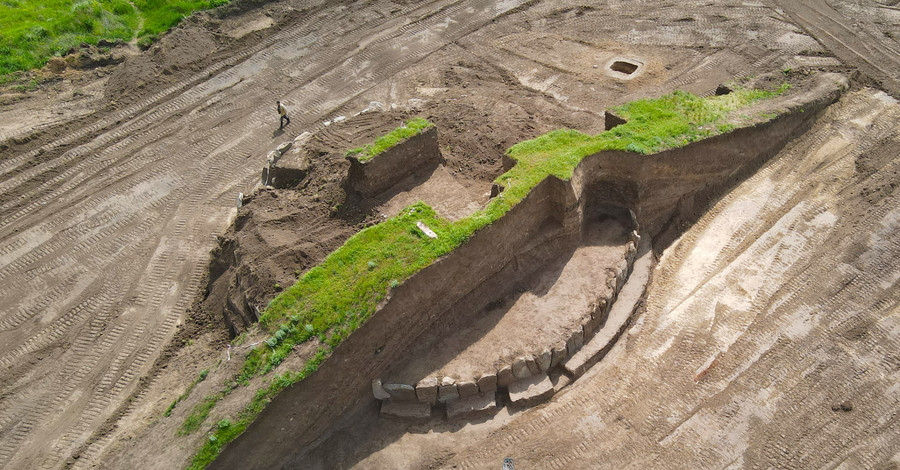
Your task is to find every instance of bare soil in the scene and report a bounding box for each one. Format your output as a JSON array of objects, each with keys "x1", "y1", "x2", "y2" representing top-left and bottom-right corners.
[{"x1": 0, "y1": 0, "x2": 897, "y2": 468}]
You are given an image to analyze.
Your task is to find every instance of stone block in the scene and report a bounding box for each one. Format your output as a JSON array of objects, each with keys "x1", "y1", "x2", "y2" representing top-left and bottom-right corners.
[
  {"x1": 574, "y1": 329, "x2": 584, "y2": 349},
  {"x1": 508, "y1": 374, "x2": 555, "y2": 407},
  {"x1": 457, "y1": 380, "x2": 479, "y2": 398},
  {"x1": 415, "y1": 378, "x2": 439, "y2": 404},
  {"x1": 498, "y1": 366, "x2": 515, "y2": 387},
  {"x1": 276, "y1": 141, "x2": 292, "y2": 154},
  {"x1": 446, "y1": 392, "x2": 497, "y2": 420},
  {"x1": 438, "y1": 377, "x2": 459, "y2": 403},
  {"x1": 512, "y1": 357, "x2": 532, "y2": 379},
  {"x1": 525, "y1": 354, "x2": 540, "y2": 375},
  {"x1": 477, "y1": 373, "x2": 498, "y2": 393},
  {"x1": 372, "y1": 379, "x2": 390, "y2": 400},
  {"x1": 551, "y1": 344, "x2": 568, "y2": 368},
  {"x1": 293, "y1": 131, "x2": 312, "y2": 146},
  {"x1": 582, "y1": 320, "x2": 594, "y2": 339},
  {"x1": 381, "y1": 399, "x2": 431, "y2": 421},
  {"x1": 536, "y1": 349, "x2": 552, "y2": 372},
  {"x1": 384, "y1": 383, "x2": 416, "y2": 402}
]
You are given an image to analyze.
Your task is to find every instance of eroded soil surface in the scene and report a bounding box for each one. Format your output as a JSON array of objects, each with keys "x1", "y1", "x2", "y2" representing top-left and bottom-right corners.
[{"x1": 0, "y1": 0, "x2": 897, "y2": 468}]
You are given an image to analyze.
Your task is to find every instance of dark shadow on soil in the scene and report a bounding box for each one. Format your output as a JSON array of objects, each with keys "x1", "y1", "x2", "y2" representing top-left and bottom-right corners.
[{"x1": 283, "y1": 212, "x2": 633, "y2": 469}]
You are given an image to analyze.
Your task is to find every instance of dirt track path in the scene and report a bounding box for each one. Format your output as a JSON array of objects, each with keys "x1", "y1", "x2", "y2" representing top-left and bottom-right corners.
[
  {"x1": 0, "y1": 0, "x2": 534, "y2": 467},
  {"x1": 773, "y1": 0, "x2": 900, "y2": 96}
]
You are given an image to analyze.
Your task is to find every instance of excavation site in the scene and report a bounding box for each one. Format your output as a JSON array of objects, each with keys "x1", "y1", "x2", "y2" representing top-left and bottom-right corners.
[{"x1": 0, "y1": 0, "x2": 898, "y2": 469}]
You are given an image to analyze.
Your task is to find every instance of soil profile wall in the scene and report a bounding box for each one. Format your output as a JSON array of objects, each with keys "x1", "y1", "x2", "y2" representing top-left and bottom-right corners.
[
  {"x1": 212, "y1": 177, "x2": 573, "y2": 469},
  {"x1": 346, "y1": 126, "x2": 443, "y2": 196},
  {"x1": 212, "y1": 79, "x2": 845, "y2": 469}
]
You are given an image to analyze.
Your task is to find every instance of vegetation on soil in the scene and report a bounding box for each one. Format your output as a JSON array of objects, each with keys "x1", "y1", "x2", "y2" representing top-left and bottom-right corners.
[
  {"x1": 0, "y1": 0, "x2": 229, "y2": 81},
  {"x1": 165, "y1": 368, "x2": 209, "y2": 417},
  {"x1": 347, "y1": 117, "x2": 433, "y2": 162},
  {"x1": 183, "y1": 86, "x2": 786, "y2": 468}
]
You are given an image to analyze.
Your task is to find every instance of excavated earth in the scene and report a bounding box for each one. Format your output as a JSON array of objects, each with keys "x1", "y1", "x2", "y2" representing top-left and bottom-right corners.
[{"x1": 0, "y1": 0, "x2": 898, "y2": 469}]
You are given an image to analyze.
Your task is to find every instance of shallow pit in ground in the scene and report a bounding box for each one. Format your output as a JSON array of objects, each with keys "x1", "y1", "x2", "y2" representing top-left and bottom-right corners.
[{"x1": 385, "y1": 210, "x2": 631, "y2": 385}]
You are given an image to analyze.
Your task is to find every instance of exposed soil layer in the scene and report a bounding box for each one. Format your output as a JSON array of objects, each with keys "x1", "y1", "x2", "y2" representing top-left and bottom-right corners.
[
  {"x1": 0, "y1": 0, "x2": 896, "y2": 468},
  {"x1": 386, "y1": 216, "x2": 628, "y2": 385}
]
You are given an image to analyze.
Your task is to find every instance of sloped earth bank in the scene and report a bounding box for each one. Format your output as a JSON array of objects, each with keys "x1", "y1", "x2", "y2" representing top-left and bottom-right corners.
[{"x1": 0, "y1": 0, "x2": 895, "y2": 469}]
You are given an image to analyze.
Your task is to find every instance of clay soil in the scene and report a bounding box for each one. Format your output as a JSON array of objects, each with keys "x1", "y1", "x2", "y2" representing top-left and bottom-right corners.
[{"x1": 0, "y1": 0, "x2": 898, "y2": 468}]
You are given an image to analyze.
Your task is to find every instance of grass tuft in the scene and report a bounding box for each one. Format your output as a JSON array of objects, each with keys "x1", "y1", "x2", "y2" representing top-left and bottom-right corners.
[
  {"x1": 0, "y1": 0, "x2": 230, "y2": 81},
  {"x1": 164, "y1": 368, "x2": 209, "y2": 417}
]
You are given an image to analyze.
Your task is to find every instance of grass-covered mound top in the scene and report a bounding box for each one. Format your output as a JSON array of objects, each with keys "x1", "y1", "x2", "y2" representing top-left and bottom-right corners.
[
  {"x1": 0, "y1": 0, "x2": 229, "y2": 81},
  {"x1": 347, "y1": 117, "x2": 433, "y2": 162},
  {"x1": 183, "y1": 85, "x2": 787, "y2": 469}
]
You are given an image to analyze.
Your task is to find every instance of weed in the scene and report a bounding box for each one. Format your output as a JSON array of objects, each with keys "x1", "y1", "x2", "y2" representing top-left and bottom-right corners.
[{"x1": 163, "y1": 368, "x2": 209, "y2": 417}]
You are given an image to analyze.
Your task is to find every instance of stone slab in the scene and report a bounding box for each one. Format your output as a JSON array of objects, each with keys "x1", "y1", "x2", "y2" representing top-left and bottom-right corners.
[
  {"x1": 416, "y1": 378, "x2": 439, "y2": 404},
  {"x1": 477, "y1": 373, "x2": 498, "y2": 393},
  {"x1": 384, "y1": 383, "x2": 416, "y2": 402},
  {"x1": 508, "y1": 374, "x2": 555, "y2": 407},
  {"x1": 446, "y1": 392, "x2": 497, "y2": 420},
  {"x1": 497, "y1": 366, "x2": 515, "y2": 387},
  {"x1": 372, "y1": 379, "x2": 390, "y2": 400},
  {"x1": 525, "y1": 354, "x2": 540, "y2": 375},
  {"x1": 457, "y1": 380, "x2": 479, "y2": 398},
  {"x1": 512, "y1": 357, "x2": 532, "y2": 379},
  {"x1": 438, "y1": 384, "x2": 459, "y2": 403},
  {"x1": 536, "y1": 349, "x2": 552, "y2": 372}
]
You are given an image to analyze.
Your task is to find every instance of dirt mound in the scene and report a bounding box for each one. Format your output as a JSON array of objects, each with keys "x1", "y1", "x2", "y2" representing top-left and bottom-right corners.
[{"x1": 105, "y1": 25, "x2": 225, "y2": 100}]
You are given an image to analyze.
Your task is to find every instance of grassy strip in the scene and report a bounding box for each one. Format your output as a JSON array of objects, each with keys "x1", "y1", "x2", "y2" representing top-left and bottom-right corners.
[
  {"x1": 165, "y1": 368, "x2": 209, "y2": 417},
  {"x1": 185, "y1": 347, "x2": 329, "y2": 470},
  {"x1": 347, "y1": 118, "x2": 433, "y2": 162},
  {"x1": 0, "y1": 0, "x2": 229, "y2": 80},
  {"x1": 183, "y1": 86, "x2": 786, "y2": 468}
]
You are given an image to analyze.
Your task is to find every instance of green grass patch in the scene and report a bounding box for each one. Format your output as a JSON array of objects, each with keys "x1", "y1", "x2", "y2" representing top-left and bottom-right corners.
[
  {"x1": 179, "y1": 392, "x2": 222, "y2": 436},
  {"x1": 183, "y1": 86, "x2": 787, "y2": 468},
  {"x1": 347, "y1": 118, "x2": 433, "y2": 162},
  {"x1": 0, "y1": 0, "x2": 229, "y2": 81},
  {"x1": 165, "y1": 368, "x2": 209, "y2": 417}
]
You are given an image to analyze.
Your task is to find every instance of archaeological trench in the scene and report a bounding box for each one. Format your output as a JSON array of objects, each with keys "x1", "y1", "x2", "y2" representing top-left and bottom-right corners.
[{"x1": 190, "y1": 72, "x2": 850, "y2": 468}]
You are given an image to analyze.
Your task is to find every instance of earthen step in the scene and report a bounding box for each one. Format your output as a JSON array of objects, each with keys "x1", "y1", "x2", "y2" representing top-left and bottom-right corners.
[
  {"x1": 508, "y1": 373, "x2": 554, "y2": 407},
  {"x1": 564, "y1": 234, "x2": 653, "y2": 378}
]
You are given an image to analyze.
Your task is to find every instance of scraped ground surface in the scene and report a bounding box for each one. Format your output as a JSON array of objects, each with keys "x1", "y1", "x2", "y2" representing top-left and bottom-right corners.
[{"x1": 0, "y1": 0, "x2": 897, "y2": 468}]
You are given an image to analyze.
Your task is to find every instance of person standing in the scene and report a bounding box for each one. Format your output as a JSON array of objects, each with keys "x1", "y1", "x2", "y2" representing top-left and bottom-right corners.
[{"x1": 276, "y1": 100, "x2": 290, "y2": 129}]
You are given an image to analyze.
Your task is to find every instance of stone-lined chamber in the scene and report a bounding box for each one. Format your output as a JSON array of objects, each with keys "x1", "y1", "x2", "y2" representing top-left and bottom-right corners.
[{"x1": 211, "y1": 74, "x2": 848, "y2": 469}]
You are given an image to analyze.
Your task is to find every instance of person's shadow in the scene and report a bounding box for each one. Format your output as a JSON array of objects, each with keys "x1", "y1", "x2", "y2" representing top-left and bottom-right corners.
[{"x1": 272, "y1": 127, "x2": 285, "y2": 138}]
